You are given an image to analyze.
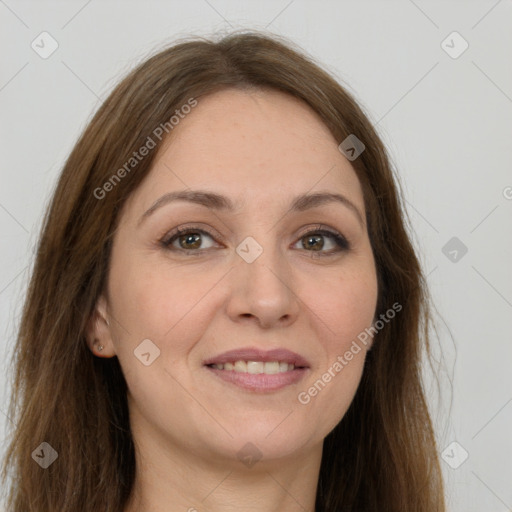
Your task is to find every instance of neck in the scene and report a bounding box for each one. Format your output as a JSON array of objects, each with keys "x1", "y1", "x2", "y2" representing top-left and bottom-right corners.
[{"x1": 123, "y1": 418, "x2": 322, "y2": 512}]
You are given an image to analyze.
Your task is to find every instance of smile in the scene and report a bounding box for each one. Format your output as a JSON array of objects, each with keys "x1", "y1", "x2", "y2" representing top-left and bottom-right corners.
[{"x1": 203, "y1": 347, "x2": 310, "y2": 392}]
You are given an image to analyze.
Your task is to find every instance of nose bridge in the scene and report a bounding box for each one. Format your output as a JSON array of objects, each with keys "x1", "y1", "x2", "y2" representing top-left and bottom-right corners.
[{"x1": 227, "y1": 232, "x2": 299, "y2": 326}]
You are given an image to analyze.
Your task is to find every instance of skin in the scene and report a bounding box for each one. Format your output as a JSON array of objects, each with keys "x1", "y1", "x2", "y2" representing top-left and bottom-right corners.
[{"x1": 87, "y1": 89, "x2": 378, "y2": 512}]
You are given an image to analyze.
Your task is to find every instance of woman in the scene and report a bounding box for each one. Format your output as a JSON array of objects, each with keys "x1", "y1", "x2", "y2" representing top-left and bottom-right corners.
[{"x1": 1, "y1": 31, "x2": 445, "y2": 511}]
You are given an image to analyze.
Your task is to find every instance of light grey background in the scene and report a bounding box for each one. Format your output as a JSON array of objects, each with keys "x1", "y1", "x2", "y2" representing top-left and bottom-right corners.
[{"x1": 1, "y1": 1, "x2": 511, "y2": 510}]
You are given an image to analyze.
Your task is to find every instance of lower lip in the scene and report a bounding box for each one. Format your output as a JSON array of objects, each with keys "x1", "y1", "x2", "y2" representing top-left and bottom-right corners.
[{"x1": 205, "y1": 366, "x2": 308, "y2": 392}]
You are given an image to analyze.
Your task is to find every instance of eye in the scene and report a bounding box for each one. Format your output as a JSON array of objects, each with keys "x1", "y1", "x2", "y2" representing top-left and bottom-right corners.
[
  {"x1": 161, "y1": 227, "x2": 217, "y2": 252},
  {"x1": 292, "y1": 226, "x2": 350, "y2": 255},
  {"x1": 160, "y1": 224, "x2": 350, "y2": 256}
]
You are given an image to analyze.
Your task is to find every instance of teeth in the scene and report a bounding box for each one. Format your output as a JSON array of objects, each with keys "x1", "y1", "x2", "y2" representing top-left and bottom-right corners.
[
  {"x1": 211, "y1": 360, "x2": 296, "y2": 374},
  {"x1": 234, "y1": 361, "x2": 247, "y2": 372},
  {"x1": 247, "y1": 361, "x2": 264, "y2": 374},
  {"x1": 264, "y1": 361, "x2": 279, "y2": 374}
]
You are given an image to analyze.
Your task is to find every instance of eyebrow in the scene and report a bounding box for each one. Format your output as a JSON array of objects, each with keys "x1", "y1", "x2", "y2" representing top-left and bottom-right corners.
[{"x1": 138, "y1": 189, "x2": 364, "y2": 227}]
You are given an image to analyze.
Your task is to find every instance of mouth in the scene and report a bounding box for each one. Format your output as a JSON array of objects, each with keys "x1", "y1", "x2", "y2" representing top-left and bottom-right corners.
[{"x1": 203, "y1": 348, "x2": 310, "y2": 392}]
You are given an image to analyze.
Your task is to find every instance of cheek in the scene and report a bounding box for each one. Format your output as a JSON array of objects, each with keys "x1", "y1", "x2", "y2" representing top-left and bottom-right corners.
[
  {"x1": 300, "y1": 356, "x2": 365, "y2": 442},
  {"x1": 108, "y1": 256, "x2": 223, "y2": 362},
  {"x1": 106, "y1": 259, "x2": 219, "y2": 413},
  {"x1": 296, "y1": 260, "x2": 377, "y2": 435},
  {"x1": 309, "y1": 262, "x2": 378, "y2": 351}
]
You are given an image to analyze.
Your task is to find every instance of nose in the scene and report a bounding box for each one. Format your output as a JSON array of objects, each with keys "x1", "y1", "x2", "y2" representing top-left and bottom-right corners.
[{"x1": 225, "y1": 242, "x2": 300, "y2": 329}]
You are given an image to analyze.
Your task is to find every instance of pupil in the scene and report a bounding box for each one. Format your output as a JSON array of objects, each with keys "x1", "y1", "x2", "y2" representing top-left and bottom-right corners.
[
  {"x1": 180, "y1": 233, "x2": 201, "y2": 249},
  {"x1": 305, "y1": 235, "x2": 323, "y2": 251}
]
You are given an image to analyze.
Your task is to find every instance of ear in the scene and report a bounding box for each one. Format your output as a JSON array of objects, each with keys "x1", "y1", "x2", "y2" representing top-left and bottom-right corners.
[
  {"x1": 366, "y1": 334, "x2": 375, "y2": 352},
  {"x1": 365, "y1": 315, "x2": 379, "y2": 352},
  {"x1": 85, "y1": 294, "x2": 115, "y2": 358}
]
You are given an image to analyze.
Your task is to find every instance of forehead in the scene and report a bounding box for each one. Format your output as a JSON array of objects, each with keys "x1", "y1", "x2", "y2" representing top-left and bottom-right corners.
[
  {"x1": 163, "y1": 88, "x2": 341, "y2": 171},
  {"x1": 126, "y1": 88, "x2": 365, "y2": 217}
]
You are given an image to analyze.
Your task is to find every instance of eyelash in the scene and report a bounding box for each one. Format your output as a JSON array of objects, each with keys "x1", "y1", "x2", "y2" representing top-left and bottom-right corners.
[{"x1": 160, "y1": 224, "x2": 351, "y2": 257}]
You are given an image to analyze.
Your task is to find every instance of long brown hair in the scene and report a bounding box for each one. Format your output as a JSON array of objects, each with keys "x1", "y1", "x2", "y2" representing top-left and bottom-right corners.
[{"x1": 1, "y1": 31, "x2": 445, "y2": 511}]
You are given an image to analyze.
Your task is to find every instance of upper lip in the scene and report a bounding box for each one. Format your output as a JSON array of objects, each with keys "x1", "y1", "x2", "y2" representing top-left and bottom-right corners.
[{"x1": 203, "y1": 348, "x2": 310, "y2": 368}]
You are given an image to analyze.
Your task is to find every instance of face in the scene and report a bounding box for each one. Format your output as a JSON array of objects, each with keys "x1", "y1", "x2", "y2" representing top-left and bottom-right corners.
[{"x1": 90, "y1": 88, "x2": 378, "y2": 466}]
